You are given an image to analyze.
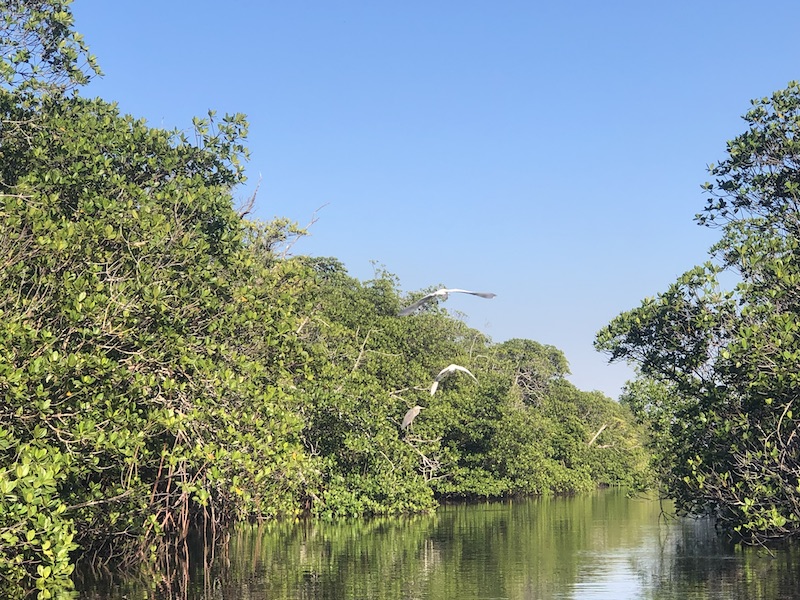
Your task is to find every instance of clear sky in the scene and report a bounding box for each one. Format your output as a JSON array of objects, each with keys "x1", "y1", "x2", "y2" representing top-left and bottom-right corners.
[{"x1": 70, "y1": 1, "x2": 800, "y2": 399}]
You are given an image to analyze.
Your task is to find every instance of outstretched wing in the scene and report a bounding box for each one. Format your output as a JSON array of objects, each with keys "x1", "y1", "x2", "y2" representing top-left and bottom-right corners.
[
  {"x1": 443, "y1": 289, "x2": 497, "y2": 299},
  {"x1": 443, "y1": 364, "x2": 477, "y2": 381},
  {"x1": 398, "y1": 291, "x2": 438, "y2": 316},
  {"x1": 399, "y1": 288, "x2": 495, "y2": 316},
  {"x1": 398, "y1": 296, "x2": 429, "y2": 316},
  {"x1": 431, "y1": 364, "x2": 477, "y2": 395}
]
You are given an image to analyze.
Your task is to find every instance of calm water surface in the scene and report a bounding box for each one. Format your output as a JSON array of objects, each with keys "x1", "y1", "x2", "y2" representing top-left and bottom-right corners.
[{"x1": 76, "y1": 490, "x2": 800, "y2": 599}]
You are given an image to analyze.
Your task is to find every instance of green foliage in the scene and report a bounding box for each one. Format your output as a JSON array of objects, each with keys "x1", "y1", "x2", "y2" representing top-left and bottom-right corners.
[
  {"x1": 0, "y1": 4, "x2": 651, "y2": 595},
  {"x1": 0, "y1": 438, "x2": 77, "y2": 598},
  {"x1": 597, "y1": 81, "x2": 800, "y2": 544},
  {"x1": 0, "y1": 0, "x2": 101, "y2": 94},
  {"x1": 295, "y1": 263, "x2": 649, "y2": 512},
  {"x1": 492, "y1": 338, "x2": 571, "y2": 405},
  {"x1": 0, "y1": 73, "x2": 311, "y2": 595}
]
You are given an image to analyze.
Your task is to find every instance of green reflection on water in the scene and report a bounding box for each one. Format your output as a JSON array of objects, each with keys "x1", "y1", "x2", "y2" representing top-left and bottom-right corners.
[{"x1": 76, "y1": 490, "x2": 800, "y2": 599}]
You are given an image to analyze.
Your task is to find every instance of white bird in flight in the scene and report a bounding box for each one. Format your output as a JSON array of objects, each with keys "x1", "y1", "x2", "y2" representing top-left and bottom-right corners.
[
  {"x1": 430, "y1": 363, "x2": 478, "y2": 395},
  {"x1": 398, "y1": 288, "x2": 496, "y2": 316}
]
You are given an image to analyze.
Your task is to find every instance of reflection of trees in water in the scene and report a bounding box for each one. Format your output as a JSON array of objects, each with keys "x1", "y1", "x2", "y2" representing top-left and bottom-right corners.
[
  {"x1": 627, "y1": 514, "x2": 800, "y2": 599},
  {"x1": 214, "y1": 490, "x2": 669, "y2": 599},
  {"x1": 215, "y1": 514, "x2": 442, "y2": 599},
  {"x1": 73, "y1": 529, "x2": 229, "y2": 600},
  {"x1": 73, "y1": 491, "x2": 800, "y2": 599}
]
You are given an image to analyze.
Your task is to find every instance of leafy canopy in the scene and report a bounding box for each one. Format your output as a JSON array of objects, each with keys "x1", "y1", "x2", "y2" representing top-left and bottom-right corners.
[
  {"x1": 0, "y1": 0, "x2": 101, "y2": 94},
  {"x1": 597, "y1": 81, "x2": 800, "y2": 544},
  {"x1": 0, "y1": 4, "x2": 651, "y2": 596}
]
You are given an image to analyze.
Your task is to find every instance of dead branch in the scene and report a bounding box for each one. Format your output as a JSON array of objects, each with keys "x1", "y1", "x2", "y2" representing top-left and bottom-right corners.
[
  {"x1": 237, "y1": 177, "x2": 261, "y2": 218},
  {"x1": 588, "y1": 423, "x2": 608, "y2": 446}
]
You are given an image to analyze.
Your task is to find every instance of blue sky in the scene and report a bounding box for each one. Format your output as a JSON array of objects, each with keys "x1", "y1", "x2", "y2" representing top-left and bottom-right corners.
[{"x1": 71, "y1": 1, "x2": 800, "y2": 399}]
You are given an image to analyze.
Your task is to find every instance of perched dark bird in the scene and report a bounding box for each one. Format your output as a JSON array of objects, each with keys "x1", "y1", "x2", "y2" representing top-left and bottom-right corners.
[
  {"x1": 401, "y1": 405, "x2": 424, "y2": 430},
  {"x1": 430, "y1": 364, "x2": 477, "y2": 395},
  {"x1": 398, "y1": 288, "x2": 496, "y2": 316}
]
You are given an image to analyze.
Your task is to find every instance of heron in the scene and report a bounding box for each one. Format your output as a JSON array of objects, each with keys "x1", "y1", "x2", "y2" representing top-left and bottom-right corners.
[
  {"x1": 430, "y1": 364, "x2": 477, "y2": 395},
  {"x1": 398, "y1": 288, "x2": 496, "y2": 316},
  {"x1": 401, "y1": 405, "x2": 424, "y2": 430}
]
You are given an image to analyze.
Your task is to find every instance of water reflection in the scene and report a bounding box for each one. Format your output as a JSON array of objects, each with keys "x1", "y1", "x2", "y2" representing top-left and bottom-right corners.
[{"x1": 75, "y1": 490, "x2": 800, "y2": 599}]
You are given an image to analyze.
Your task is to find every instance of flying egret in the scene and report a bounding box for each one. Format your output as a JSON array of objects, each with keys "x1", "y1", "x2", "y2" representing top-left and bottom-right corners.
[
  {"x1": 401, "y1": 405, "x2": 424, "y2": 430},
  {"x1": 398, "y1": 288, "x2": 496, "y2": 316},
  {"x1": 430, "y1": 364, "x2": 477, "y2": 395}
]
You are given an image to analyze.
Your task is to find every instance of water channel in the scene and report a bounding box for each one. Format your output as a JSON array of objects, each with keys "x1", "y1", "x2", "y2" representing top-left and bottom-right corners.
[{"x1": 75, "y1": 489, "x2": 800, "y2": 599}]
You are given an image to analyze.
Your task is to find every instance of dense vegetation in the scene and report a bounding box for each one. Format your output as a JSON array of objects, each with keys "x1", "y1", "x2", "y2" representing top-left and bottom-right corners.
[
  {"x1": 0, "y1": 3, "x2": 648, "y2": 597},
  {"x1": 295, "y1": 259, "x2": 648, "y2": 519},
  {"x1": 597, "y1": 82, "x2": 800, "y2": 545}
]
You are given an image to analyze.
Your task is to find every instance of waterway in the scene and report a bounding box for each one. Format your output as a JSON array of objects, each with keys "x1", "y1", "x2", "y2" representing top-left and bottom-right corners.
[{"x1": 75, "y1": 489, "x2": 800, "y2": 599}]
